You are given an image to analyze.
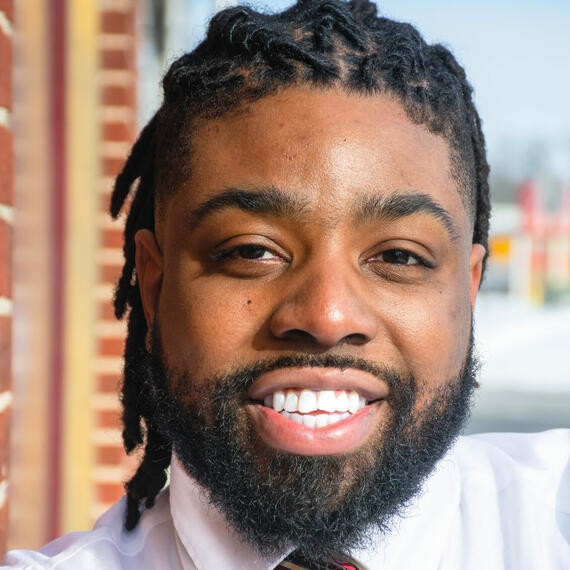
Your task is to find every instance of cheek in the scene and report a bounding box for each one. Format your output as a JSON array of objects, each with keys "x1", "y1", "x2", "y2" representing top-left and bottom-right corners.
[
  {"x1": 383, "y1": 281, "x2": 472, "y2": 385},
  {"x1": 157, "y1": 272, "x2": 265, "y2": 377}
]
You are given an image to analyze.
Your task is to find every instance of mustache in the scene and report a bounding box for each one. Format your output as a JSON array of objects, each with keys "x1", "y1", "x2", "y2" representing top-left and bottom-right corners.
[{"x1": 159, "y1": 349, "x2": 417, "y2": 413}]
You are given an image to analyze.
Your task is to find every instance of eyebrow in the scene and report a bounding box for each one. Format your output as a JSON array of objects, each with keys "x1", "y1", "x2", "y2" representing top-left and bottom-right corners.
[
  {"x1": 188, "y1": 186, "x2": 460, "y2": 240},
  {"x1": 352, "y1": 192, "x2": 460, "y2": 240},
  {"x1": 187, "y1": 186, "x2": 309, "y2": 224}
]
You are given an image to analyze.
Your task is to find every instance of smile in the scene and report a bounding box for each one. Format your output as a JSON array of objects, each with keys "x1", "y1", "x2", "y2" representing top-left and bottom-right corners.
[
  {"x1": 263, "y1": 389, "x2": 368, "y2": 428},
  {"x1": 246, "y1": 367, "x2": 388, "y2": 455}
]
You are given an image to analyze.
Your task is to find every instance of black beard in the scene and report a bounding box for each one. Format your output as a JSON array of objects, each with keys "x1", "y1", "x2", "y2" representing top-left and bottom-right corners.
[{"x1": 145, "y1": 330, "x2": 478, "y2": 567}]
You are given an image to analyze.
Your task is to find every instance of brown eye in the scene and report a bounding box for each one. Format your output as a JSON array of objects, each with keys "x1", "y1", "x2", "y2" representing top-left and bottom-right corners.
[
  {"x1": 209, "y1": 240, "x2": 288, "y2": 279},
  {"x1": 380, "y1": 249, "x2": 420, "y2": 265},
  {"x1": 211, "y1": 243, "x2": 281, "y2": 262},
  {"x1": 235, "y1": 244, "x2": 269, "y2": 259}
]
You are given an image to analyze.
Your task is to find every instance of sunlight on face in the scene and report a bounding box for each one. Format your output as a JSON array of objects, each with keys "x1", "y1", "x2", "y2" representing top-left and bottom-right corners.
[{"x1": 136, "y1": 87, "x2": 485, "y2": 457}]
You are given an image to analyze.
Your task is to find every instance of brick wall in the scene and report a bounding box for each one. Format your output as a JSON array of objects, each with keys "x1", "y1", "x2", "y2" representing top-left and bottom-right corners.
[
  {"x1": 0, "y1": 0, "x2": 13, "y2": 555},
  {"x1": 92, "y1": 0, "x2": 138, "y2": 521}
]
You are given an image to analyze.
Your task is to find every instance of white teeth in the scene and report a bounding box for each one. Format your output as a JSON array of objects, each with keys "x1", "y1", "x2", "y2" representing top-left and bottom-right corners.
[
  {"x1": 315, "y1": 414, "x2": 329, "y2": 428},
  {"x1": 284, "y1": 391, "x2": 298, "y2": 412},
  {"x1": 335, "y1": 391, "x2": 348, "y2": 413},
  {"x1": 302, "y1": 414, "x2": 316, "y2": 428},
  {"x1": 327, "y1": 413, "x2": 339, "y2": 425},
  {"x1": 266, "y1": 388, "x2": 369, "y2": 423},
  {"x1": 280, "y1": 412, "x2": 353, "y2": 428},
  {"x1": 298, "y1": 389, "x2": 318, "y2": 413},
  {"x1": 290, "y1": 413, "x2": 303, "y2": 425},
  {"x1": 317, "y1": 390, "x2": 336, "y2": 412},
  {"x1": 348, "y1": 390, "x2": 360, "y2": 414},
  {"x1": 273, "y1": 390, "x2": 285, "y2": 412}
]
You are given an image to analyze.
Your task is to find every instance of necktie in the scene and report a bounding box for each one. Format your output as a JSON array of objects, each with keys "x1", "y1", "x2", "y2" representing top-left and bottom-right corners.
[{"x1": 276, "y1": 552, "x2": 361, "y2": 570}]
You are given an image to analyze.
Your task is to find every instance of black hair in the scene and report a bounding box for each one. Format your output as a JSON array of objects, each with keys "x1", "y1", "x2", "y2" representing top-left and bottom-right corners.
[{"x1": 109, "y1": 0, "x2": 491, "y2": 530}]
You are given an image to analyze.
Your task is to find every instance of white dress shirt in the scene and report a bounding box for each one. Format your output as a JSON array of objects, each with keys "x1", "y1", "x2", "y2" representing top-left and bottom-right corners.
[{"x1": 3, "y1": 429, "x2": 570, "y2": 569}]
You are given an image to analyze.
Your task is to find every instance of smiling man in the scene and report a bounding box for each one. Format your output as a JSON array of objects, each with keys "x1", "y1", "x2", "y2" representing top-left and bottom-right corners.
[{"x1": 4, "y1": 1, "x2": 570, "y2": 569}]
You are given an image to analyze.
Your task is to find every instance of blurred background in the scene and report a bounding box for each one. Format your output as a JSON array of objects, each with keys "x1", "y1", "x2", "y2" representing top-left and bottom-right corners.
[{"x1": 0, "y1": 0, "x2": 568, "y2": 556}]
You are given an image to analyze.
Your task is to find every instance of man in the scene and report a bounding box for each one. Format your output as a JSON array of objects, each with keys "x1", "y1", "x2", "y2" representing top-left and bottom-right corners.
[{"x1": 4, "y1": 1, "x2": 569, "y2": 568}]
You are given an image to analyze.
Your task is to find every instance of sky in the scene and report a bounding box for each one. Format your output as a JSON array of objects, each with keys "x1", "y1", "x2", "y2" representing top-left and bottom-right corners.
[{"x1": 143, "y1": 0, "x2": 570, "y2": 179}]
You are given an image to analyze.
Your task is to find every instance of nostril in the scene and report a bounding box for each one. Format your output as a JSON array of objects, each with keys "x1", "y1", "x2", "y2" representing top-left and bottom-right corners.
[
  {"x1": 274, "y1": 329, "x2": 316, "y2": 343},
  {"x1": 341, "y1": 333, "x2": 368, "y2": 346},
  {"x1": 273, "y1": 329, "x2": 371, "y2": 348}
]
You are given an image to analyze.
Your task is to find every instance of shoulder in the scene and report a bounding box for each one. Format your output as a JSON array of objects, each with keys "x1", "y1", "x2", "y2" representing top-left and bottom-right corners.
[
  {"x1": 454, "y1": 428, "x2": 570, "y2": 481},
  {"x1": 429, "y1": 430, "x2": 570, "y2": 568},
  {"x1": 450, "y1": 430, "x2": 570, "y2": 538},
  {"x1": 2, "y1": 490, "x2": 178, "y2": 569}
]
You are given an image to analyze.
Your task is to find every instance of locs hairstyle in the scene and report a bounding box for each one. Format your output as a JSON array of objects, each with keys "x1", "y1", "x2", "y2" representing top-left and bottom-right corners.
[{"x1": 109, "y1": 0, "x2": 491, "y2": 530}]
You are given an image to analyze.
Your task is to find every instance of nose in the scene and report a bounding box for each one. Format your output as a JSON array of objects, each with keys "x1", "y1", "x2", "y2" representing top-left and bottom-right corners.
[{"x1": 269, "y1": 264, "x2": 378, "y2": 348}]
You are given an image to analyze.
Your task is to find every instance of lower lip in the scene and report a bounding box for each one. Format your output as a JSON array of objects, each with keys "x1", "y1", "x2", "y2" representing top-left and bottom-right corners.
[{"x1": 247, "y1": 401, "x2": 384, "y2": 455}]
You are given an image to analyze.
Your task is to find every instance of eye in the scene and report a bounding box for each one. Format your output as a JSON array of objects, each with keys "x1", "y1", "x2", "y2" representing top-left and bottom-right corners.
[
  {"x1": 379, "y1": 249, "x2": 421, "y2": 266},
  {"x1": 224, "y1": 243, "x2": 273, "y2": 260},
  {"x1": 209, "y1": 240, "x2": 288, "y2": 278},
  {"x1": 238, "y1": 244, "x2": 268, "y2": 259},
  {"x1": 364, "y1": 246, "x2": 435, "y2": 276},
  {"x1": 213, "y1": 244, "x2": 279, "y2": 262}
]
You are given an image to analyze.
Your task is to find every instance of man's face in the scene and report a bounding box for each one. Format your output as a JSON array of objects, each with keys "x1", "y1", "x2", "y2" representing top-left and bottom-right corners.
[{"x1": 135, "y1": 88, "x2": 485, "y2": 557}]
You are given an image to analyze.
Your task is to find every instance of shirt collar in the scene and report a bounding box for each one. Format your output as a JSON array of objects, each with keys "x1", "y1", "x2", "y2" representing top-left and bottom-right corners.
[
  {"x1": 169, "y1": 444, "x2": 460, "y2": 570},
  {"x1": 169, "y1": 454, "x2": 293, "y2": 570}
]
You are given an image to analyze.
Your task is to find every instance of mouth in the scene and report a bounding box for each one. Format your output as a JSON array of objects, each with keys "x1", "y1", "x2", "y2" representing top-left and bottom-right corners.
[
  {"x1": 259, "y1": 388, "x2": 369, "y2": 428},
  {"x1": 246, "y1": 367, "x2": 387, "y2": 455}
]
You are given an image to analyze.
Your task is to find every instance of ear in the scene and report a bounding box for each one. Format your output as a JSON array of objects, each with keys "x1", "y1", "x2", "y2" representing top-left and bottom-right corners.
[
  {"x1": 469, "y1": 243, "x2": 486, "y2": 311},
  {"x1": 135, "y1": 229, "x2": 163, "y2": 331}
]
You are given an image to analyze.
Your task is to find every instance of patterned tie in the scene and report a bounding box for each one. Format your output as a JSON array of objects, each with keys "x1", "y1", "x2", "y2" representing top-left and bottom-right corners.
[{"x1": 276, "y1": 551, "x2": 361, "y2": 570}]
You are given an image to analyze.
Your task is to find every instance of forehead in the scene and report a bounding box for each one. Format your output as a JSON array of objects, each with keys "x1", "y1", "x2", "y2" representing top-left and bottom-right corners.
[{"x1": 165, "y1": 88, "x2": 469, "y2": 235}]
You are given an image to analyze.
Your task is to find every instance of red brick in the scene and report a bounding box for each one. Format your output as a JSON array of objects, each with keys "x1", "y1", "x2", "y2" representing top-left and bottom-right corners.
[
  {"x1": 102, "y1": 85, "x2": 134, "y2": 107},
  {"x1": 0, "y1": 29, "x2": 11, "y2": 110},
  {"x1": 98, "y1": 373, "x2": 122, "y2": 393},
  {"x1": 96, "y1": 444, "x2": 125, "y2": 465},
  {"x1": 99, "y1": 336, "x2": 124, "y2": 357},
  {"x1": 97, "y1": 409, "x2": 120, "y2": 429},
  {"x1": 0, "y1": 126, "x2": 13, "y2": 205},
  {"x1": 98, "y1": 298, "x2": 117, "y2": 319},
  {"x1": 101, "y1": 11, "x2": 134, "y2": 35},
  {"x1": 101, "y1": 48, "x2": 132, "y2": 71},
  {"x1": 96, "y1": 482, "x2": 124, "y2": 504},
  {"x1": 0, "y1": 317, "x2": 11, "y2": 392},
  {"x1": 0, "y1": 1, "x2": 14, "y2": 23},
  {"x1": 0, "y1": 220, "x2": 11, "y2": 298},
  {"x1": 103, "y1": 156, "x2": 126, "y2": 177},
  {"x1": 102, "y1": 228, "x2": 124, "y2": 248},
  {"x1": 102, "y1": 121, "x2": 132, "y2": 142},
  {"x1": 103, "y1": 121, "x2": 131, "y2": 141},
  {"x1": 101, "y1": 263, "x2": 121, "y2": 285}
]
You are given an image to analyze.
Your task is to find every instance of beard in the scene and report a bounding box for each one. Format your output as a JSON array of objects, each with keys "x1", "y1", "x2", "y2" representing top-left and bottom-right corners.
[{"x1": 145, "y1": 326, "x2": 478, "y2": 566}]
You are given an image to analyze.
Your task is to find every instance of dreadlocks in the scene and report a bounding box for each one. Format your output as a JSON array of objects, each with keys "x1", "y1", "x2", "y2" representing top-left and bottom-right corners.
[{"x1": 109, "y1": 0, "x2": 491, "y2": 530}]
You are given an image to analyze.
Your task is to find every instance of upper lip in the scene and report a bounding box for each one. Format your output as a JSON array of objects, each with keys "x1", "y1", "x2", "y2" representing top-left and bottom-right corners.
[{"x1": 247, "y1": 367, "x2": 388, "y2": 403}]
